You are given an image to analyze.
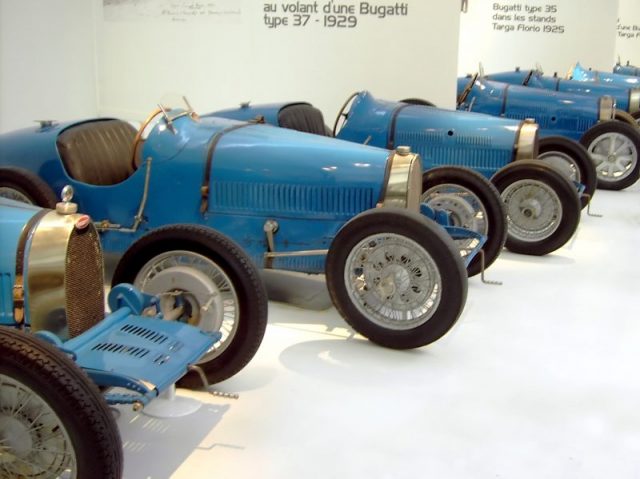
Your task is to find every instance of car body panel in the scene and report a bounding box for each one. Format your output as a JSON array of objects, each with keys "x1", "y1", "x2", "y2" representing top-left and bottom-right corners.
[
  {"x1": 570, "y1": 62, "x2": 640, "y2": 87},
  {"x1": 456, "y1": 76, "x2": 606, "y2": 141},
  {"x1": 487, "y1": 69, "x2": 640, "y2": 113},
  {"x1": 212, "y1": 91, "x2": 532, "y2": 180}
]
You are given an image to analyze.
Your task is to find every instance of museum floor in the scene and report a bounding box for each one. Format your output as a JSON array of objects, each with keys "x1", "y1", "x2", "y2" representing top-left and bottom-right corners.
[{"x1": 115, "y1": 182, "x2": 640, "y2": 479}]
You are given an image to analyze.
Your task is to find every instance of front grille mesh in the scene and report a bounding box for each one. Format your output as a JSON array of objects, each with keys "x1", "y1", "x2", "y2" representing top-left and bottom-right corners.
[{"x1": 65, "y1": 224, "x2": 104, "y2": 338}]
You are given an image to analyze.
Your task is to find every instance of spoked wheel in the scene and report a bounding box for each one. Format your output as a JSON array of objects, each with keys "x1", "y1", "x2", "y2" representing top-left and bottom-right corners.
[
  {"x1": 0, "y1": 328, "x2": 122, "y2": 479},
  {"x1": 580, "y1": 120, "x2": 640, "y2": 190},
  {"x1": 0, "y1": 167, "x2": 57, "y2": 207},
  {"x1": 325, "y1": 208, "x2": 467, "y2": 350},
  {"x1": 112, "y1": 225, "x2": 268, "y2": 387},
  {"x1": 491, "y1": 161, "x2": 581, "y2": 256},
  {"x1": 537, "y1": 136, "x2": 596, "y2": 208},
  {"x1": 421, "y1": 166, "x2": 506, "y2": 277}
]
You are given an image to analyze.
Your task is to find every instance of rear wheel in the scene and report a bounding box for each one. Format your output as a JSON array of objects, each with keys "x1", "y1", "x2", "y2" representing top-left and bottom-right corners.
[
  {"x1": 421, "y1": 166, "x2": 506, "y2": 277},
  {"x1": 0, "y1": 328, "x2": 122, "y2": 479},
  {"x1": 400, "y1": 98, "x2": 436, "y2": 107},
  {"x1": 325, "y1": 208, "x2": 467, "y2": 350},
  {"x1": 491, "y1": 161, "x2": 581, "y2": 256},
  {"x1": 0, "y1": 167, "x2": 57, "y2": 207},
  {"x1": 112, "y1": 225, "x2": 268, "y2": 387},
  {"x1": 580, "y1": 120, "x2": 640, "y2": 190},
  {"x1": 537, "y1": 136, "x2": 596, "y2": 208}
]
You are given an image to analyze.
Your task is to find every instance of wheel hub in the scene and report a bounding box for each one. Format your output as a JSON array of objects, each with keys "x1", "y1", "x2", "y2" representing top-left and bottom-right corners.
[
  {"x1": 501, "y1": 179, "x2": 562, "y2": 242},
  {"x1": 519, "y1": 198, "x2": 543, "y2": 219},
  {"x1": 376, "y1": 264, "x2": 411, "y2": 299},
  {"x1": 143, "y1": 265, "x2": 223, "y2": 331}
]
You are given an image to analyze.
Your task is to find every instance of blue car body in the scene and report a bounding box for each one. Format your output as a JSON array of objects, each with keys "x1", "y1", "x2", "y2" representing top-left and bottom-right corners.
[
  {"x1": 569, "y1": 62, "x2": 640, "y2": 87},
  {"x1": 486, "y1": 68, "x2": 640, "y2": 114},
  {"x1": 214, "y1": 92, "x2": 538, "y2": 183},
  {"x1": 1, "y1": 115, "x2": 411, "y2": 271},
  {"x1": 613, "y1": 62, "x2": 640, "y2": 77},
  {"x1": 456, "y1": 75, "x2": 614, "y2": 141},
  {"x1": 0, "y1": 198, "x2": 216, "y2": 408}
]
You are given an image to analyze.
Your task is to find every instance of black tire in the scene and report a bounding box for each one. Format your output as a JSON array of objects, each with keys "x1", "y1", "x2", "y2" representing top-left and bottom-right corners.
[
  {"x1": 0, "y1": 328, "x2": 122, "y2": 478},
  {"x1": 580, "y1": 120, "x2": 640, "y2": 190},
  {"x1": 0, "y1": 167, "x2": 57, "y2": 207},
  {"x1": 325, "y1": 208, "x2": 467, "y2": 350},
  {"x1": 400, "y1": 98, "x2": 436, "y2": 107},
  {"x1": 537, "y1": 136, "x2": 596, "y2": 209},
  {"x1": 112, "y1": 225, "x2": 268, "y2": 387},
  {"x1": 491, "y1": 161, "x2": 581, "y2": 256},
  {"x1": 421, "y1": 166, "x2": 507, "y2": 278}
]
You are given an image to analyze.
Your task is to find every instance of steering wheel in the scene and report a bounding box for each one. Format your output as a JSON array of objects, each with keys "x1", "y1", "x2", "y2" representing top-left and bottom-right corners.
[
  {"x1": 332, "y1": 92, "x2": 359, "y2": 137},
  {"x1": 522, "y1": 69, "x2": 534, "y2": 86},
  {"x1": 131, "y1": 107, "x2": 163, "y2": 169},
  {"x1": 456, "y1": 73, "x2": 478, "y2": 107}
]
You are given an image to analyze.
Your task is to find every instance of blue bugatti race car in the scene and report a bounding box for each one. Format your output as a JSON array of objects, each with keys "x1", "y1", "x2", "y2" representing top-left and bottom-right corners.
[{"x1": 0, "y1": 97, "x2": 477, "y2": 351}]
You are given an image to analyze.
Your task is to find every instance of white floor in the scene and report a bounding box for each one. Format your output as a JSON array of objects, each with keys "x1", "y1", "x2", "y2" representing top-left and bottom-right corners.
[{"x1": 117, "y1": 182, "x2": 640, "y2": 479}]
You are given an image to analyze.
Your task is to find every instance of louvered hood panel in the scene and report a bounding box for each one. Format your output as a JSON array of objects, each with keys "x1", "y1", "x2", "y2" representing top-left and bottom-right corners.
[
  {"x1": 393, "y1": 106, "x2": 521, "y2": 176},
  {"x1": 205, "y1": 121, "x2": 389, "y2": 219}
]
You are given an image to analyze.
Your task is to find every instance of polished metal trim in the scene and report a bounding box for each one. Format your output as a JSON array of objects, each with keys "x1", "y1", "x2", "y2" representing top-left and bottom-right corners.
[
  {"x1": 614, "y1": 109, "x2": 637, "y2": 127},
  {"x1": 26, "y1": 211, "x2": 92, "y2": 336},
  {"x1": 599, "y1": 96, "x2": 615, "y2": 121},
  {"x1": 379, "y1": 147, "x2": 422, "y2": 212},
  {"x1": 629, "y1": 89, "x2": 640, "y2": 114},
  {"x1": 515, "y1": 120, "x2": 539, "y2": 161}
]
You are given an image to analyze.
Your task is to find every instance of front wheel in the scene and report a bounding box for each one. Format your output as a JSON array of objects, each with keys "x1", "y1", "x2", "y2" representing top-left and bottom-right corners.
[
  {"x1": 491, "y1": 161, "x2": 581, "y2": 256},
  {"x1": 580, "y1": 120, "x2": 640, "y2": 190},
  {"x1": 537, "y1": 136, "x2": 596, "y2": 209},
  {"x1": 325, "y1": 208, "x2": 467, "y2": 350},
  {"x1": 421, "y1": 166, "x2": 507, "y2": 278},
  {"x1": 112, "y1": 225, "x2": 268, "y2": 387},
  {"x1": 0, "y1": 328, "x2": 122, "y2": 479}
]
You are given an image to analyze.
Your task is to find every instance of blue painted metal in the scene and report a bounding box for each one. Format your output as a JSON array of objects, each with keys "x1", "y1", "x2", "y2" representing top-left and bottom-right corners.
[
  {"x1": 212, "y1": 92, "x2": 527, "y2": 180},
  {"x1": 0, "y1": 199, "x2": 217, "y2": 405},
  {"x1": 487, "y1": 68, "x2": 639, "y2": 113},
  {"x1": 456, "y1": 76, "x2": 604, "y2": 141},
  {"x1": 614, "y1": 62, "x2": 640, "y2": 77},
  {"x1": 570, "y1": 62, "x2": 640, "y2": 87},
  {"x1": 0, "y1": 113, "x2": 399, "y2": 273}
]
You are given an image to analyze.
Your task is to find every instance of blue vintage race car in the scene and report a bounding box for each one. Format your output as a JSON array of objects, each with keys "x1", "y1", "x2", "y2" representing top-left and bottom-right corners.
[
  {"x1": 0, "y1": 197, "x2": 224, "y2": 478},
  {"x1": 457, "y1": 74, "x2": 640, "y2": 190},
  {"x1": 486, "y1": 66, "x2": 640, "y2": 120},
  {"x1": 212, "y1": 90, "x2": 584, "y2": 259},
  {"x1": 0, "y1": 98, "x2": 477, "y2": 351}
]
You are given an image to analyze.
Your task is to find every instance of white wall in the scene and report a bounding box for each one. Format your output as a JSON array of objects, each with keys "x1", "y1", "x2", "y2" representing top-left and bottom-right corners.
[
  {"x1": 0, "y1": 0, "x2": 98, "y2": 132},
  {"x1": 458, "y1": 0, "x2": 618, "y2": 77},
  {"x1": 96, "y1": 0, "x2": 461, "y2": 121},
  {"x1": 616, "y1": 0, "x2": 640, "y2": 66}
]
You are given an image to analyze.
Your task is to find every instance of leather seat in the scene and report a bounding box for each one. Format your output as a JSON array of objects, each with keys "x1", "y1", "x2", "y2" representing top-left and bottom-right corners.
[
  {"x1": 278, "y1": 103, "x2": 331, "y2": 136},
  {"x1": 57, "y1": 119, "x2": 137, "y2": 185}
]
